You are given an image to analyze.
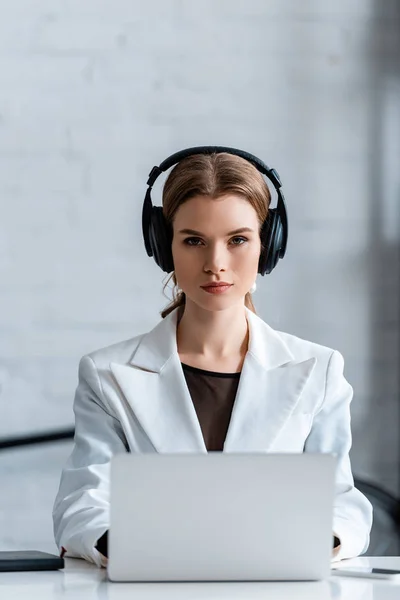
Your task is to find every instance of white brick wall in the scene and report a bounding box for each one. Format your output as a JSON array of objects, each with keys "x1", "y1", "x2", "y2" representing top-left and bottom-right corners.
[{"x1": 1, "y1": 0, "x2": 399, "y2": 551}]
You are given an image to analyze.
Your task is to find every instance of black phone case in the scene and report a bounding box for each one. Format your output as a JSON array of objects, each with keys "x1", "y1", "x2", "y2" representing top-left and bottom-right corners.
[{"x1": 0, "y1": 550, "x2": 64, "y2": 572}]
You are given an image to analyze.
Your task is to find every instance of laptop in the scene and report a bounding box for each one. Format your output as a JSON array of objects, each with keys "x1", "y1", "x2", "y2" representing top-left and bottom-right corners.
[{"x1": 107, "y1": 453, "x2": 336, "y2": 582}]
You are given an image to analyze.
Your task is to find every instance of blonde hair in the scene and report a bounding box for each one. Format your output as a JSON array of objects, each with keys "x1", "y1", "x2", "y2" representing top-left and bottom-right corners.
[{"x1": 160, "y1": 152, "x2": 271, "y2": 318}]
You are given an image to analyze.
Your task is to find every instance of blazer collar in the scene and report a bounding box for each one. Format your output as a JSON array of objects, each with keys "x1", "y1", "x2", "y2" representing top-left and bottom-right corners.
[
  {"x1": 110, "y1": 307, "x2": 316, "y2": 453},
  {"x1": 129, "y1": 306, "x2": 295, "y2": 374}
]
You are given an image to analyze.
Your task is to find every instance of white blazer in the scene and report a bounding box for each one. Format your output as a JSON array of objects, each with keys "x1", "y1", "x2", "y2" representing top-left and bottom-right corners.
[{"x1": 53, "y1": 306, "x2": 373, "y2": 567}]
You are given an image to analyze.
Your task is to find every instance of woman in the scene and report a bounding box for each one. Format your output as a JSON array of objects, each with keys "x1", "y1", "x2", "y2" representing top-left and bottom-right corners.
[{"x1": 53, "y1": 147, "x2": 372, "y2": 568}]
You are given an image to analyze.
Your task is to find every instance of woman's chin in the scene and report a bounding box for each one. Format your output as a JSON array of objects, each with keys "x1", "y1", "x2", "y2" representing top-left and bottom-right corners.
[{"x1": 185, "y1": 293, "x2": 244, "y2": 312}]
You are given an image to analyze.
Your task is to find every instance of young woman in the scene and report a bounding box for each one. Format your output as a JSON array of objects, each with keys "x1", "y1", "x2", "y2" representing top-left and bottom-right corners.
[{"x1": 53, "y1": 147, "x2": 372, "y2": 568}]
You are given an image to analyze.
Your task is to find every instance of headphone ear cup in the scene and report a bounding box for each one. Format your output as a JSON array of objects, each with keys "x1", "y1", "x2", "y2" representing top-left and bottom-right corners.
[
  {"x1": 149, "y1": 207, "x2": 174, "y2": 273},
  {"x1": 258, "y1": 210, "x2": 283, "y2": 275}
]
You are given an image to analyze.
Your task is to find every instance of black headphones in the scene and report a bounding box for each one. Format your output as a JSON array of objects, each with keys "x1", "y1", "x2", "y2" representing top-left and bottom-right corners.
[{"x1": 142, "y1": 146, "x2": 288, "y2": 276}]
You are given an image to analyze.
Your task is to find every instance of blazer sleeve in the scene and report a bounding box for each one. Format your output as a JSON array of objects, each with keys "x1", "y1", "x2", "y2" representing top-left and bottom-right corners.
[
  {"x1": 304, "y1": 350, "x2": 373, "y2": 561},
  {"x1": 52, "y1": 355, "x2": 128, "y2": 567}
]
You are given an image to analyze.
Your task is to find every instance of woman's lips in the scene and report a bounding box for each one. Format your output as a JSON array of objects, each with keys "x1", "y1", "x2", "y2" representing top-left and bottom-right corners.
[{"x1": 200, "y1": 284, "x2": 233, "y2": 295}]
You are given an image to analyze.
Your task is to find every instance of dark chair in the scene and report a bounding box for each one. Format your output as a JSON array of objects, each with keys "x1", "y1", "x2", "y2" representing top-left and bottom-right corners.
[{"x1": 354, "y1": 477, "x2": 400, "y2": 556}]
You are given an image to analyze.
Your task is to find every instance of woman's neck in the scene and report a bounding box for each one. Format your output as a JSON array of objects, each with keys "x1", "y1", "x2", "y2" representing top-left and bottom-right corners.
[{"x1": 176, "y1": 301, "x2": 249, "y2": 361}]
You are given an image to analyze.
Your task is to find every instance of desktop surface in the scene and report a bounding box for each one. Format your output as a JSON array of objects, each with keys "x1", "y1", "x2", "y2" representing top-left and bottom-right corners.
[{"x1": 0, "y1": 556, "x2": 399, "y2": 599}]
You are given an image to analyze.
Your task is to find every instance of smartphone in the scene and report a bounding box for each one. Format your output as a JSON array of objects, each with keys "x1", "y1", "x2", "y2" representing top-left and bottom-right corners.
[
  {"x1": 332, "y1": 566, "x2": 400, "y2": 581},
  {"x1": 0, "y1": 551, "x2": 64, "y2": 572}
]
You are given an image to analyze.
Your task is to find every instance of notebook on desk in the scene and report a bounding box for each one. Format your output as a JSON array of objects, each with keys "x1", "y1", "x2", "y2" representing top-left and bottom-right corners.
[{"x1": 107, "y1": 453, "x2": 336, "y2": 582}]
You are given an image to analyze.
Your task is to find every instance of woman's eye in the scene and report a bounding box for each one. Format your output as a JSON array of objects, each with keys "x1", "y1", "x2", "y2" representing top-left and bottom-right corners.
[
  {"x1": 230, "y1": 236, "x2": 248, "y2": 245},
  {"x1": 184, "y1": 237, "x2": 203, "y2": 246}
]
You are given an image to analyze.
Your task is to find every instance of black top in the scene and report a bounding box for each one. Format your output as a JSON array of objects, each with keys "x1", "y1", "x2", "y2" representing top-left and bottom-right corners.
[{"x1": 181, "y1": 361, "x2": 240, "y2": 451}]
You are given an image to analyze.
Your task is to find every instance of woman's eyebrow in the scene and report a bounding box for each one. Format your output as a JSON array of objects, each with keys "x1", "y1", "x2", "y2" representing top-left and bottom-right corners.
[{"x1": 178, "y1": 227, "x2": 255, "y2": 236}]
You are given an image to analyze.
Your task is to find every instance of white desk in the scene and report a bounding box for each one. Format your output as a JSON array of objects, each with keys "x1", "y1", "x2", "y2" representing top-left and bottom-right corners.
[{"x1": 1, "y1": 556, "x2": 400, "y2": 599}]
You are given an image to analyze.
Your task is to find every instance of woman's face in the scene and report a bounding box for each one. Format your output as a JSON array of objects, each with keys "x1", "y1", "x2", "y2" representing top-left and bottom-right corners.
[{"x1": 171, "y1": 194, "x2": 262, "y2": 312}]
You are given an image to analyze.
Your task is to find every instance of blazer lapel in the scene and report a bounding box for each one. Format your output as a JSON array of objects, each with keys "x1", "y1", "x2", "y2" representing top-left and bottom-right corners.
[
  {"x1": 110, "y1": 307, "x2": 316, "y2": 454},
  {"x1": 224, "y1": 310, "x2": 316, "y2": 451},
  {"x1": 223, "y1": 354, "x2": 316, "y2": 452},
  {"x1": 110, "y1": 310, "x2": 207, "y2": 453}
]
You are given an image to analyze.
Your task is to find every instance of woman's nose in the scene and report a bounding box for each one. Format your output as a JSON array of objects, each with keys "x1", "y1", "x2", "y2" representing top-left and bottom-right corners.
[{"x1": 202, "y1": 245, "x2": 227, "y2": 273}]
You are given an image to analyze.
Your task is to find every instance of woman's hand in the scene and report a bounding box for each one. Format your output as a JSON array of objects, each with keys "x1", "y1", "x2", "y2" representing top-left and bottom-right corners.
[{"x1": 332, "y1": 533, "x2": 341, "y2": 560}]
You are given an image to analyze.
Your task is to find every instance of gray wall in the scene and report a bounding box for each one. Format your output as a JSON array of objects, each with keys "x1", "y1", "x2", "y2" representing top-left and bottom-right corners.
[{"x1": 0, "y1": 0, "x2": 399, "y2": 553}]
